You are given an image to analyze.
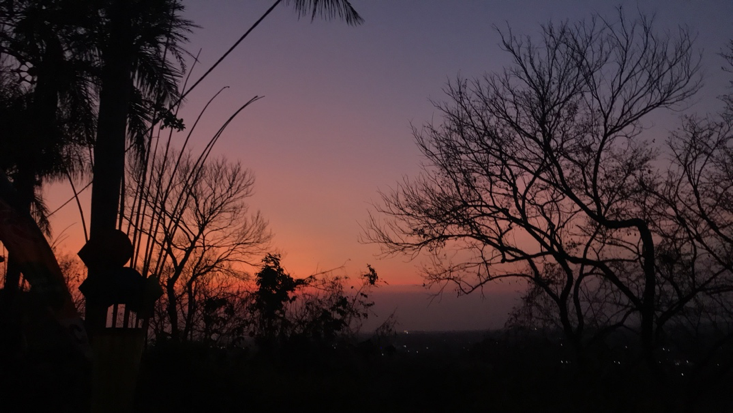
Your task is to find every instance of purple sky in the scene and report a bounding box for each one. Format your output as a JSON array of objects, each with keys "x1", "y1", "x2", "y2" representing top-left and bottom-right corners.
[{"x1": 47, "y1": 0, "x2": 733, "y2": 330}]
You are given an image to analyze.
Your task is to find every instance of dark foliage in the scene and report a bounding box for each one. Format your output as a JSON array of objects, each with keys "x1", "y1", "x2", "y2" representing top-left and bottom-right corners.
[
  {"x1": 130, "y1": 329, "x2": 733, "y2": 413},
  {"x1": 248, "y1": 254, "x2": 383, "y2": 352}
]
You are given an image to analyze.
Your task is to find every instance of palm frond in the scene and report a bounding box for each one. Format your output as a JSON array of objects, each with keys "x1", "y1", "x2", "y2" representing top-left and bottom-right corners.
[
  {"x1": 30, "y1": 190, "x2": 51, "y2": 236},
  {"x1": 284, "y1": 0, "x2": 364, "y2": 26}
]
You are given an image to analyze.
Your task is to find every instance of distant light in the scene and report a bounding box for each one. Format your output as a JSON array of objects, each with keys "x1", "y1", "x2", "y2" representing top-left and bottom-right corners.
[{"x1": 404, "y1": 330, "x2": 409, "y2": 334}]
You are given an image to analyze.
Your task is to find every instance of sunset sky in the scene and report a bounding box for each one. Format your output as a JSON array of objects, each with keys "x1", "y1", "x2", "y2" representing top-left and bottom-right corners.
[{"x1": 46, "y1": 0, "x2": 733, "y2": 330}]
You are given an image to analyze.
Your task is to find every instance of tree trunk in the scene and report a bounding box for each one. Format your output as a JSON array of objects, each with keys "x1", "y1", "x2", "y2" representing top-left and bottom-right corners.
[
  {"x1": 166, "y1": 280, "x2": 180, "y2": 341},
  {"x1": 86, "y1": 0, "x2": 134, "y2": 332}
]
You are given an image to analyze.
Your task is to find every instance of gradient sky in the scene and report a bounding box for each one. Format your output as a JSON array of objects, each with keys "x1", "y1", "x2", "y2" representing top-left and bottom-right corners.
[{"x1": 46, "y1": 0, "x2": 733, "y2": 330}]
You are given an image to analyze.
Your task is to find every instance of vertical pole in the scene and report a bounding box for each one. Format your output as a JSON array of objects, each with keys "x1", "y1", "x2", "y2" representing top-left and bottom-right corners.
[{"x1": 85, "y1": 2, "x2": 139, "y2": 412}]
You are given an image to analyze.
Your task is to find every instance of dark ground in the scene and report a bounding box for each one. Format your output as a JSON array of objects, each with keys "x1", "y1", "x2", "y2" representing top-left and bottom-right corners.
[
  {"x1": 133, "y1": 331, "x2": 733, "y2": 413},
  {"x1": 2, "y1": 330, "x2": 733, "y2": 412}
]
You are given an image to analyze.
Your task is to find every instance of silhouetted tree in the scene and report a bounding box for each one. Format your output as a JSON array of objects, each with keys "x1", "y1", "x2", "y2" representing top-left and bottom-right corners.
[
  {"x1": 629, "y1": 43, "x2": 733, "y2": 405},
  {"x1": 248, "y1": 254, "x2": 382, "y2": 351},
  {"x1": 0, "y1": 0, "x2": 97, "y2": 294},
  {"x1": 249, "y1": 254, "x2": 305, "y2": 347},
  {"x1": 366, "y1": 9, "x2": 703, "y2": 367},
  {"x1": 477, "y1": 35, "x2": 733, "y2": 411},
  {"x1": 0, "y1": 1, "x2": 192, "y2": 336},
  {"x1": 128, "y1": 152, "x2": 270, "y2": 342},
  {"x1": 290, "y1": 264, "x2": 381, "y2": 344},
  {"x1": 86, "y1": 0, "x2": 193, "y2": 332}
]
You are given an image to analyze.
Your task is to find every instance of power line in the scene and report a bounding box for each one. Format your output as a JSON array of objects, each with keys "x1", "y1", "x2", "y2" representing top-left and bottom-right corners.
[{"x1": 47, "y1": 180, "x2": 92, "y2": 217}]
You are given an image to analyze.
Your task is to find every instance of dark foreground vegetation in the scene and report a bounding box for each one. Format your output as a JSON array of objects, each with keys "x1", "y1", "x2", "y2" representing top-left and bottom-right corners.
[
  {"x1": 3, "y1": 329, "x2": 733, "y2": 413},
  {"x1": 136, "y1": 331, "x2": 733, "y2": 413}
]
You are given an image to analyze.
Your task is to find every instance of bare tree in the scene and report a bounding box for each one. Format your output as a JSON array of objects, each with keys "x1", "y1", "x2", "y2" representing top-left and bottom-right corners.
[
  {"x1": 633, "y1": 46, "x2": 733, "y2": 399},
  {"x1": 127, "y1": 152, "x2": 270, "y2": 341},
  {"x1": 365, "y1": 9, "x2": 702, "y2": 364}
]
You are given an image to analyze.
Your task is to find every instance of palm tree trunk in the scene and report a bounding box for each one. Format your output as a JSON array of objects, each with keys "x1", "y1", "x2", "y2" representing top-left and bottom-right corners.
[{"x1": 86, "y1": 0, "x2": 134, "y2": 332}]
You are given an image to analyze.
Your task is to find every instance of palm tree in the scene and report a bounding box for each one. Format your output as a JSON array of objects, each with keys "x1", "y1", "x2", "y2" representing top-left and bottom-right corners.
[
  {"x1": 0, "y1": 0, "x2": 97, "y2": 294},
  {"x1": 85, "y1": 0, "x2": 192, "y2": 331},
  {"x1": 86, "y1": 0, "x2": 362, "y2": 330},
  {"x1": 0, "y1": 0, "x2": 192, "y2": 333}
]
